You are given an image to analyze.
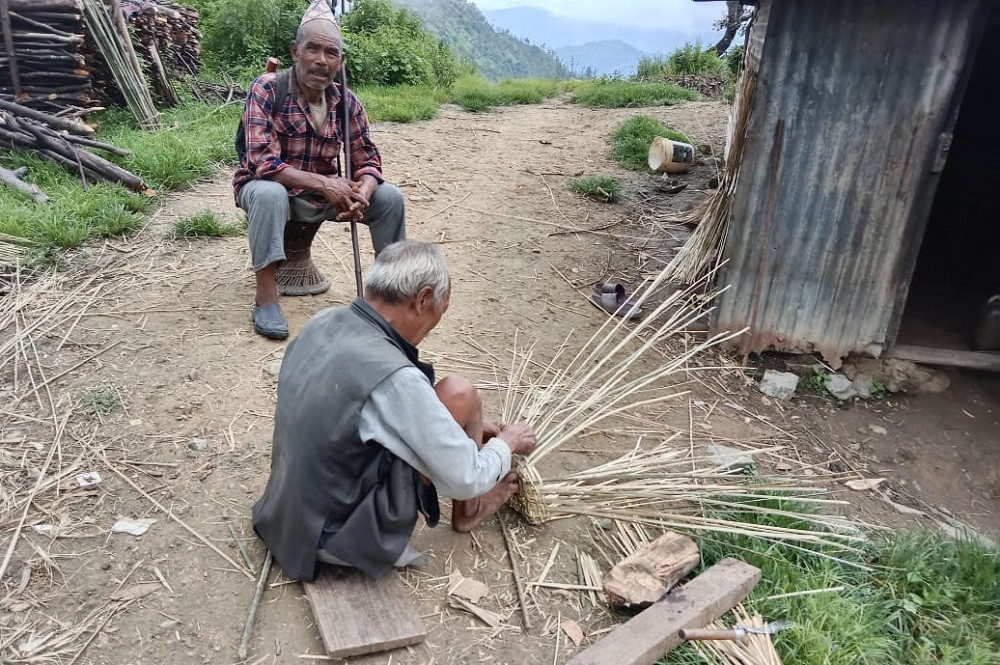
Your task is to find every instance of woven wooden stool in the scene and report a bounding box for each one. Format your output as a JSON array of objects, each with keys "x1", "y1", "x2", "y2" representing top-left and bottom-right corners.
[{"x1": 277, "y1": 220, "x2": 331, "y2": 296}]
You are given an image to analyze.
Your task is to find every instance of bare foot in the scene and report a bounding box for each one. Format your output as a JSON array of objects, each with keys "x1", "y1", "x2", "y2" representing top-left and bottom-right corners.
[{"x1": 452, "y1": 471, "x2": 518, "y2": 532}]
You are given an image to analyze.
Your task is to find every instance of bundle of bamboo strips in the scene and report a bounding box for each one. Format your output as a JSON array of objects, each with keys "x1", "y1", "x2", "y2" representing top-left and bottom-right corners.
[
  {"x1": 690, "y1": 606, "x2": 785, "y2": 665},
  {"x1": 498, "y1": 266, "x2": 865, "y2": 553},
  {"x1": 81, "y1": 0, "x2": 160, "y2": 128}
]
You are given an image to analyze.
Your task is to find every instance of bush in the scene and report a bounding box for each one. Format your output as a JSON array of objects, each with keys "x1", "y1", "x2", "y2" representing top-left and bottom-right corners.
[
  {"x1": 193, "y1": 0, "x2": 461, "y2": 87},
  {"x1": 195, "y1": 0, "x2": 303, "y2": 80},
  {"x1": 664, "y1": 41, "x2": 724, "y2": 76},
  {"x1": 570, "y1": 80, "x2": 698, "y2": 108},
  {"x1": 610, "y1": 116, "x2": 690, "y2": 170}
]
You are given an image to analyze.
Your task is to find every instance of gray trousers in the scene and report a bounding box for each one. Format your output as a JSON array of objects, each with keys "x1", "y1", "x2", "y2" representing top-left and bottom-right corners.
[{"x1": 237, "y1": 179, "x2": 406, "y2": 272}]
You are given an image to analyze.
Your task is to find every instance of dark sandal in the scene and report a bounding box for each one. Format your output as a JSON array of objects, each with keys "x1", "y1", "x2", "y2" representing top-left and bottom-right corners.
[{"x1": 590, "y1": 282, "x2": 643, "y2": 320}]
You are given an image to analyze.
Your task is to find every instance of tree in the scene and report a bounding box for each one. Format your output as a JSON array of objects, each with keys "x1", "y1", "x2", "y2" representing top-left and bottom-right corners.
[{"x1": 712, "y1": 1, "x2": 753, "y2": 56}]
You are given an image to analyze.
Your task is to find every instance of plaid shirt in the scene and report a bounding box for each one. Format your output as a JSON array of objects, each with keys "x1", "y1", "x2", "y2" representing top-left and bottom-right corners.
[{"x1": 233, "y1": 69, "x2": 384, "y2": 208}]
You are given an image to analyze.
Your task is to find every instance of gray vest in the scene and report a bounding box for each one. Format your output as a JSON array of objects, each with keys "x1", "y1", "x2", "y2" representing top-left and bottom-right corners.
[{"x1": 252, "y1": 300, "x2": 439, "y2": 580}]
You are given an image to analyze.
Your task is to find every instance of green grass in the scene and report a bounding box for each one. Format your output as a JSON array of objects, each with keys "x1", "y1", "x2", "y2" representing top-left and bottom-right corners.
[
  {"x1": 173, "y1": 211, "x2": 243, "y2": 238},
  {"x1": 610, "y1": 116, "x2": 691, "y2": 171},
  {"x1": 0, "y1": 100, "x2": 241, "y2": 251},
  {"x1": 570, "y1": 80, "x2": 699, "y2": 108},
  {"x1": 100, "y1": 101, "x2": 244, "y2": 190},
  {"x1": 657, "y1": 500, "x2": 1000, "y2": 665},
  {"x1": 449, "y1": 75, "x2": 565, "y2": 112},
  {"x1": 356, "y1": 84, "x2": 449, "y2": 123},
  {"x1": 570, "y1": 175, "x2": 622, "y2": 202}
]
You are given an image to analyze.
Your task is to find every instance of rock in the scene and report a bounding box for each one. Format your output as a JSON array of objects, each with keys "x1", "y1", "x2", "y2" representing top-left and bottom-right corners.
[
  {"x1": 759, "y1": 370, "x2": 799, "y2": 400},
  {"x1": 706, "y1": 443, "x2": 754, "y2": 471},
  {"x1": 706, "y1": 176, "x2": 720, "y2": 189},
  {"x1": 852, "y1": 373, "x2": 874, "y2": 399},
  {"x1": 697, "y1": 143, "x2": 713, "y2": 156},
  {"x1": 188, "y1": 437, "x2": 208, "y2": 452},
  {"x1": 825, "y1": 373, "x2": 857, "y2": 400},
  {"x1": 263, "y1": 359, "x2": 283, "y2": 379},
  {"x1": 597, "y1": 518, "x2": 614, "y2": 530},
  {"x1": 868, "y1": 424, "x2": 888, "y2": 436},
  {"x1": 917, "y1": 370, "x2": 950, "y2": 394}
]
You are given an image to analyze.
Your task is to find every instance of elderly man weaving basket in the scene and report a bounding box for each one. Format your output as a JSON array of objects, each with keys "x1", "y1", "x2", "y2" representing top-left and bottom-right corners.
[
  {"x1": 233, "y1": 0, "x2": 406, "y2": 340},
  {"x1": 252, "y1": 241, "x2": 537, "y2": 580}
]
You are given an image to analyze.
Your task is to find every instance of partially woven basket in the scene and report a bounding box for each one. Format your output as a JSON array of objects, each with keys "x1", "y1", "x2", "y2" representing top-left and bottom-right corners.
[{"x1": 277, "y1": 221, "x2": 331, "y2": 296}]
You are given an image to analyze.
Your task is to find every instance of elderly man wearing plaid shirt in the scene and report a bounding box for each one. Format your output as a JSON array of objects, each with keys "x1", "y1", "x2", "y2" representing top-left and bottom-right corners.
[{"x1": 233, "y1": 4, "x2": 405, "y2": 339}]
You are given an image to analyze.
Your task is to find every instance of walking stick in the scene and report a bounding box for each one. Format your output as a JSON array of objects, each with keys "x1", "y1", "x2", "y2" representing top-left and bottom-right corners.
[{"x1": 337, "y1": 0, "x2": 364, "y2": 298}]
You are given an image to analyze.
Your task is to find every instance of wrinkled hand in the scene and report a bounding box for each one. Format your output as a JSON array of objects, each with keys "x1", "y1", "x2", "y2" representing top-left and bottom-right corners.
[
  {"x1": 482, "y1": 419, "x2": 502, "y2": 442},
  {"x1": 497, "y1": 422, "x2": 537, "y2": 456},
  {"x1": 317, "y1": 176, "x2": 367, "y2": 220},
  {"x1": 335, "y1": 176, "x2": 378, "y2": 221}
]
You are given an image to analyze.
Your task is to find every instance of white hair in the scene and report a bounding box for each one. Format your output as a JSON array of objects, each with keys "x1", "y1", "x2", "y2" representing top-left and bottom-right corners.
[{"x1": 365, "y1": 241, "x2": 450, "y2": 307}]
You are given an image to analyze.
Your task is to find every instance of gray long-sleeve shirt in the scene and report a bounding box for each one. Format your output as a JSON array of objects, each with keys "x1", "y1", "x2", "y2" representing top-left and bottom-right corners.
[{"x1": 359, "y1": 367, "x2": 512, "y2": 500}]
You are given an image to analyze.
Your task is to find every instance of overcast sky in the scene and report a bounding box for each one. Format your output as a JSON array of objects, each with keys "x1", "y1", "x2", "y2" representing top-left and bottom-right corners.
[{"x1": 467, "y1": 0, "x2": 724, "y2": 33}]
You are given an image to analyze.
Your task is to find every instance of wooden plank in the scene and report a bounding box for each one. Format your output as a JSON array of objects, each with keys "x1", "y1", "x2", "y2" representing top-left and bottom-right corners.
[
  {"x1": 566, "y1": 558, "x2": 760, "y2": 665},
  {"x1": 303, "y1": 565, "x2": 427, "y2": 659},
  {"x1": 888, "y1": 344, "x2": 1000, "y2": 372}
]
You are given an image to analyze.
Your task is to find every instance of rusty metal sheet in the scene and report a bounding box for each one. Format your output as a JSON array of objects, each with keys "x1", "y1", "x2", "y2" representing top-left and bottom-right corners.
[{"x1": 712, "y1": 0, "x2": 989, "y2": 366}]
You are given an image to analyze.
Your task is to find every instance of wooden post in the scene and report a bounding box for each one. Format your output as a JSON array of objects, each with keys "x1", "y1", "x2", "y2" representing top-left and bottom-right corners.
[{"x1": 0, "y1": 0, "x2": 22, "y2": 97}]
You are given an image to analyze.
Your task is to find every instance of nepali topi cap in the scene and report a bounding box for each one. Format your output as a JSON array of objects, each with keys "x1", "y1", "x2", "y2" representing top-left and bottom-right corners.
[{"x1": 300, "y1": 0, "x2": 338, "y2": 26}]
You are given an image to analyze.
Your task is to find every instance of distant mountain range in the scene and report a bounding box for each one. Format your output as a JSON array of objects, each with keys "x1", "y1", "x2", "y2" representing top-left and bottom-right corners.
[
  {"x1": 390, "y1": 0, "x2": 570, "y2": 80},
  {"x1": 483, "y1": 6, "x2": 718, "y2": 77},
  {"x1": 555, "y1": 40, "x2": 646, "y2": 77}
]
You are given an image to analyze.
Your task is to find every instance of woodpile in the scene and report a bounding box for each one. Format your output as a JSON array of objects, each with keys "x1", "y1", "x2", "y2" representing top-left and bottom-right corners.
[
  {"x1": 666, "y1": 73, "x2": 725, "y2": 99},
  {"x1": 0, "y1": 0, "x2": 201, "y2": 114},
  {"x1": 0, "y1": 97, "x2": 148, "y2": 192},
  {"x1": 0, "y1": 0, "x2": 95, "y2": 114}
]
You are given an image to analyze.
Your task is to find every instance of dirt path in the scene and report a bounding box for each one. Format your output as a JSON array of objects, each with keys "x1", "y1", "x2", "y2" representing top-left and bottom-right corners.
[{"x1": 1, "y1": 98, "x2": 997, "y2": 665}]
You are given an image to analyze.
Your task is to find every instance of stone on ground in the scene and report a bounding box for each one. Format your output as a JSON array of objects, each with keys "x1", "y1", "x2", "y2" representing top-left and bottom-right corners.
[
  {"x1": 759, "y1": 370, "x2": 798, "y2": 400},
  {"x1": 825, "y1": 373, "x2": 857, "y2": 400}
]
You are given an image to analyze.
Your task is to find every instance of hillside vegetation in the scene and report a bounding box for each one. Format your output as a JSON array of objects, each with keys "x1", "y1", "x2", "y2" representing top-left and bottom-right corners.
[{"x1": 391, "y1": 0, "x2": 570, "y2": 80}]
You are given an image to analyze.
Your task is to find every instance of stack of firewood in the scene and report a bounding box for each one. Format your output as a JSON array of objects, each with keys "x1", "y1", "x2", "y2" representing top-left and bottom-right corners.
[
  {"x1": 1, "y1": 0, "x2": 201, "y2": 113},
  {"x1": 0, "y1": 0, "x2": 96, "y2": 114},
  {"x1": 0, "y1": 97, "x2": 147, "y2": 192}
]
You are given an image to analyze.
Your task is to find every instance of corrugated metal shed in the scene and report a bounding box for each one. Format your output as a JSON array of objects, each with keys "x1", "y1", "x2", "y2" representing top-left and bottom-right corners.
[{"x1": 713, "y1": 0, "x2": 990, "y2": 365}]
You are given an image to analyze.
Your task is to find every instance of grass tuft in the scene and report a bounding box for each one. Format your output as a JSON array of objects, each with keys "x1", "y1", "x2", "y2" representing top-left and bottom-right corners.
[
  {"x1": 356, "y1": 85, "x2": 448, "y2": 123},
  {"x1": 570, "y1": 175, "x2": 622, "y2": 202},
  {"x1": 610, "y1": 116, "x2": 691, "y2": 170},
  {"x1": 450, "y1": 75, "x2": 564, "y2": 112},
  {"x1": 174, "y1": 211, "x2": 243, "y2": 238},
  {"x1": 571, "y1": 80, "x2": 699, "y2": 108}
]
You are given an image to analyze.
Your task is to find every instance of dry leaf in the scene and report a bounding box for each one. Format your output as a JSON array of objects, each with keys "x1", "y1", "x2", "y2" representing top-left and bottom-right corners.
[
  {"x1": 845, "y1": 478, "x2": 886, "y2": 491},
  {"x1": 561, "y1": 619, "x2": 584, "y2": 646},
  {"x1": 110, "y1": 582, "x2": 160, "y2": 602}
]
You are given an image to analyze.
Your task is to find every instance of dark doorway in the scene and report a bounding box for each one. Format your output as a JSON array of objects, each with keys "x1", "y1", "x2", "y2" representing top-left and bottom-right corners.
[{"x1": 897, "y1": 5, "x2": 1000, "y2": 354}]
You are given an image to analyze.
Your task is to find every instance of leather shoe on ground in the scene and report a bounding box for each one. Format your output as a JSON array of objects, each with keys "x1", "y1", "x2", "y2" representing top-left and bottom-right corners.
[{"x1": 252, "y1": 303, "x2": 289, "y2": 339}]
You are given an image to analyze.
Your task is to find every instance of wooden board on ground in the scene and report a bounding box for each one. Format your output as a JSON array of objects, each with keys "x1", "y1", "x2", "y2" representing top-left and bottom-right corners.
[
  {"x1": 567, "y1": 558, "x2": 761, "y2": 665},
  {"x1": 888, "y1": 344, "x2": 1000, "y2": 372},
  {"x1": 303, "y1": 564, "x2": 427, "y2": 659}
]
